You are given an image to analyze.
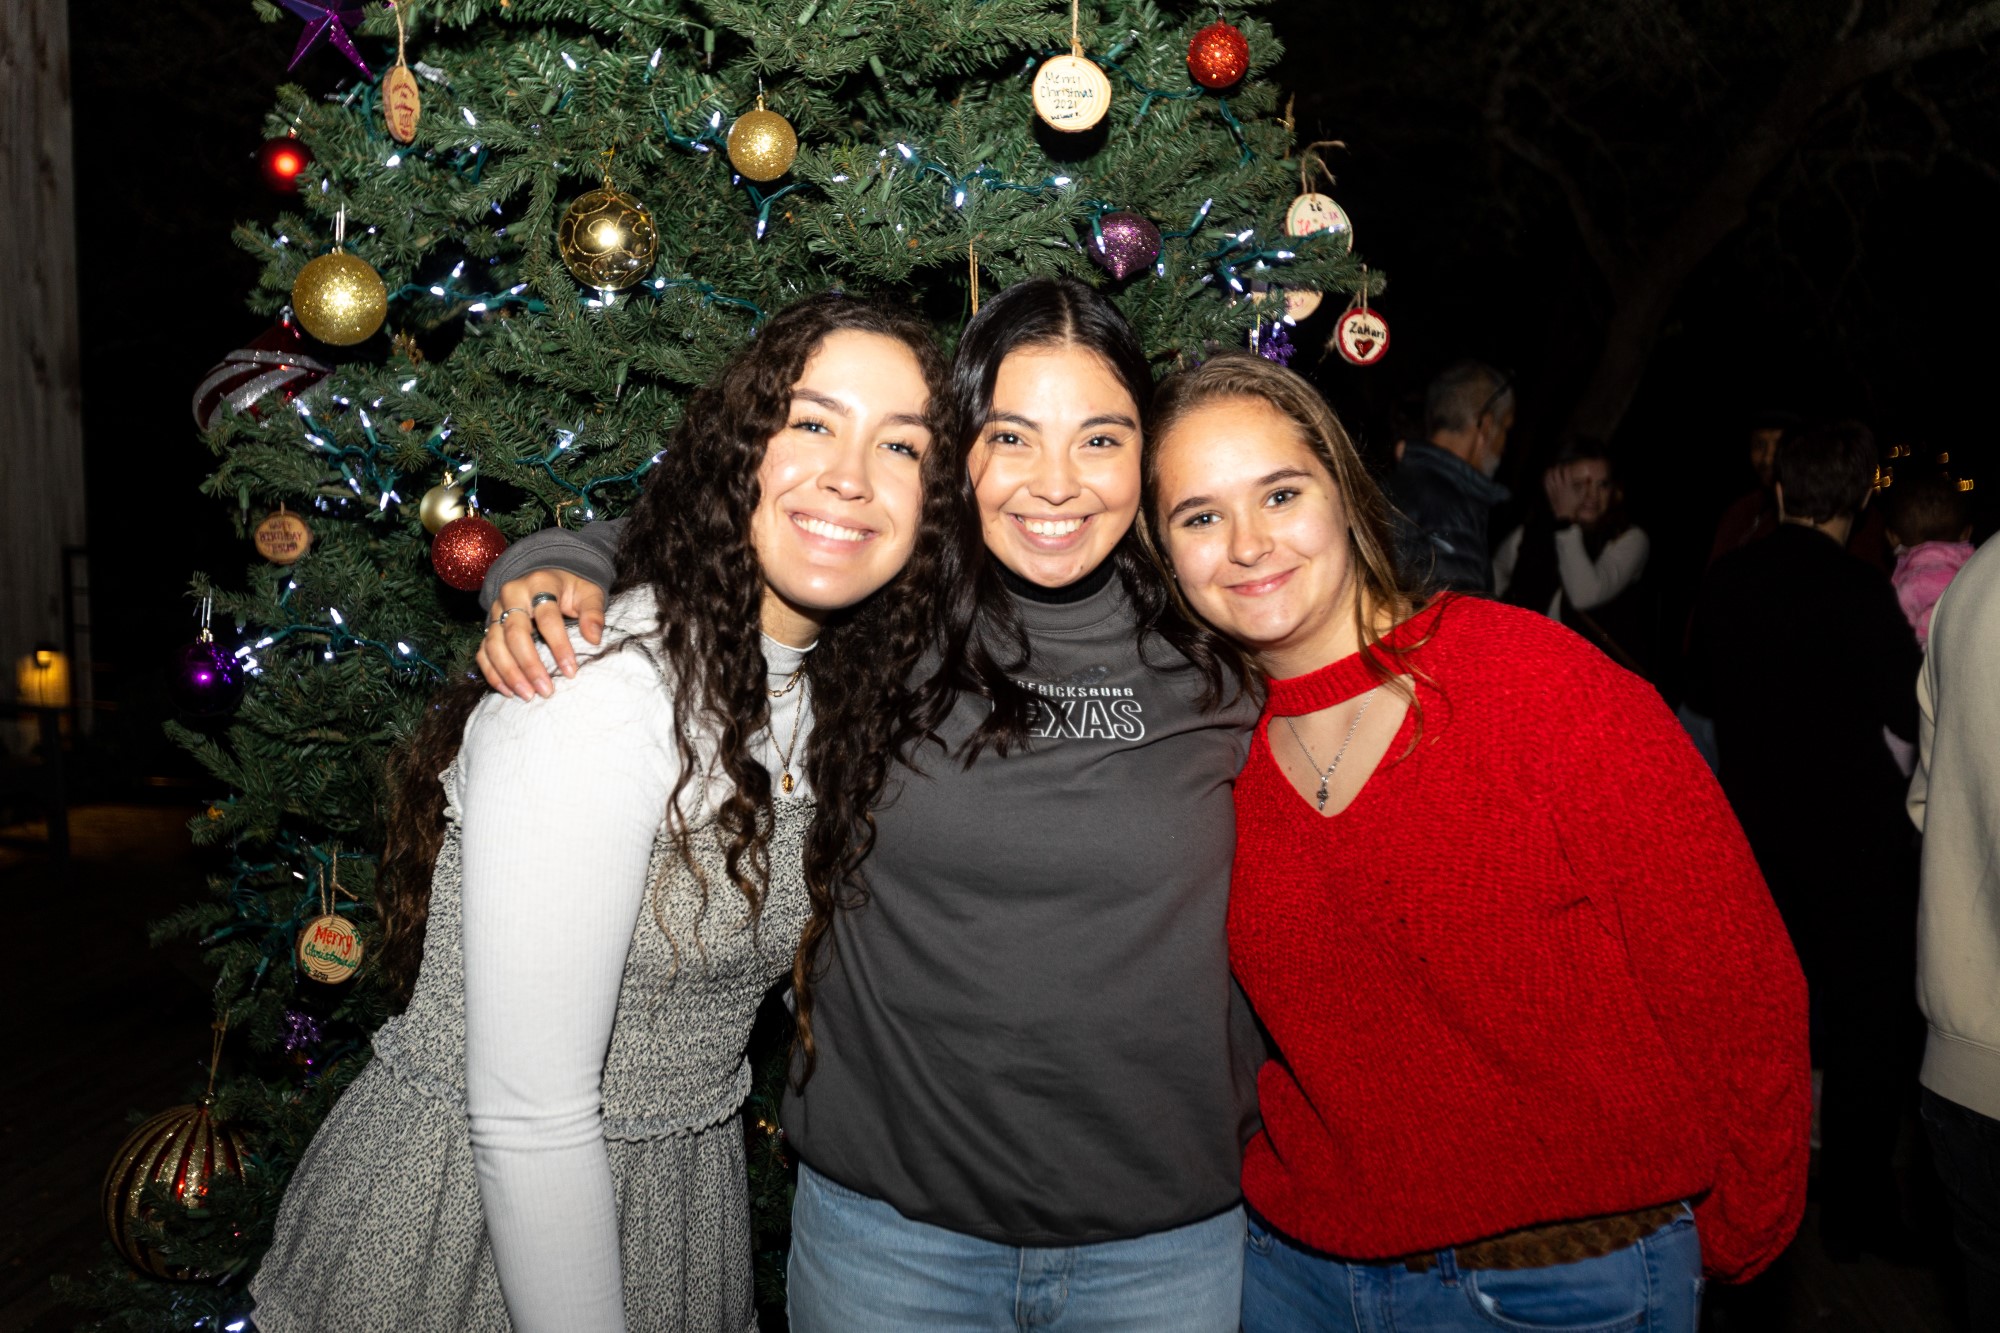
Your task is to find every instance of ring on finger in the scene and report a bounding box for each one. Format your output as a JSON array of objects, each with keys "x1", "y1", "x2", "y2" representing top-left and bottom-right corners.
[
  {"x1": 530, "y1": 592, "x2": 561, "y2": 609},
  {"x1": 493, "y1": 606, "x2": 530, "y2": 627}
]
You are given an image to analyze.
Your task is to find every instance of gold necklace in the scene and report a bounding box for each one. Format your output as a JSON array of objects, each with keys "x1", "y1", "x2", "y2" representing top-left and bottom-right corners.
[
  {"x1": 768, "y1": 664, "x2": 805, "y2": 699},
  {"x1": 772, "y1": 680, "x2": 808, "y2": 795}
]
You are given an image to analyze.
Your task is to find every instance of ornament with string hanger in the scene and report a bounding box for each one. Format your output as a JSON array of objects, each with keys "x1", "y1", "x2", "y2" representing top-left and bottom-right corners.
[
  {"x1": 292, "y1": 206, "x2": 389, "y2": 346},
  {"x1": 101, "y1": 1013, "x2": 250, "y2": 1280},
  {"x1": 382, "y1": 0, "x2": 421, "y2": 144},
  {"x1": 727, "y1": 85, "x2": 799, "y2": 182},
  {"x1": 1330, "y1": 268, "x2": 1390, "y2": 366},
  {"x1": 254, "y1": 502, "x2": 313, "y2": 564},
  {"x1": 1278, "y1": 140, "x2": 1355, "y2": 323},
  {"x1": 297, "y1": 852, "x2": 364, "y2": 984},
  {"x1": 557, "y1": 148, "x2": 660, "y2": 292},
  {"x1": 1033, "y1": 0, "x2": 1112, "y2": 132}
]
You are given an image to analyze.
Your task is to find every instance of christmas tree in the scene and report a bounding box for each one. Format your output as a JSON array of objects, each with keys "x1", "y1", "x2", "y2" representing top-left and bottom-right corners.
[{"x1": 70, "y1": 0, "x2": 1366, "y2": 1325}]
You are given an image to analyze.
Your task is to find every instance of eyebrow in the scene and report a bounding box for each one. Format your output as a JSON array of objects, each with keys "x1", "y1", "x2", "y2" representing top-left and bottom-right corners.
[
  {"x1": 983, "y1": 410, "x2": 1140, "y2": 432},
  {"x1": 791, "y1": 389, "x2": 852, "y2": 416},
  {"x1": 1165, "y1": 468, "x2": 1315, "y2": 521}
]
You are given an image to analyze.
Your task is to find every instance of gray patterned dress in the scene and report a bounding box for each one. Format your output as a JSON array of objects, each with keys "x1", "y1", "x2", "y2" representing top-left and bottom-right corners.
[{"x1": 250, "y1": 771, "x2": 811, "y2": 1332}]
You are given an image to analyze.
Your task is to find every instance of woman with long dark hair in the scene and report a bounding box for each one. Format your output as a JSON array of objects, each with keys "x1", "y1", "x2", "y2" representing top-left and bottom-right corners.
[
  {"x1": 479, "y1": 277, "x2": 1261, "y2": 1330},
  {"x1": 249, "y1": 293, "x2": 953, "y2": 1333},
  {"x1": 1493, "y1": 437, "x2": 1653, "y2": 673},
  {"x1": 1143, "y1": 353, "x2": 1808, "y2": 1332}
]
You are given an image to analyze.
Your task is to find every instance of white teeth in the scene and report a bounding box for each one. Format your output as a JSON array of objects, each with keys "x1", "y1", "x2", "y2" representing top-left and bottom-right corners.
[
  {"x1": 795, "y1": 515, "x2": 868, "y2": 543},
  {"x1": 1022, "y1": 518, "x2": 1084, "y2": 536}
]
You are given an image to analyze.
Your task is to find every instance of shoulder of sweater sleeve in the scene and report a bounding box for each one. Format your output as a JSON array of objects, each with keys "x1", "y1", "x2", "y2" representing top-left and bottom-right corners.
[
  {"x1": 1434, "y1": 596, "x2": 1665, "y2": 735},
  {"x1": 459, "y1": 593, "x2": 673, "y2": 782}
]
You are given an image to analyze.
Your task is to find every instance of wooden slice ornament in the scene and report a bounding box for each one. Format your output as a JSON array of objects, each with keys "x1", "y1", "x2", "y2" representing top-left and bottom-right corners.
[
  {"x1": 383, "y1": 3, "x2": 421, "y2": 145},
  {"x1": 1280, "y1": 143, "x2": 1355, "y2": 325},
  {"x1": 1331, "y1": 272, "x2": 1389, "y2": 367},
  {"x1": 1033, "y1": 0, "x2": 1111, "y2": 132},
  {"x1": 297, "y1": 853, "x2": 364, "y2": 984},
  {"x1": 254, "y1": 504, "x2": 312, "y2": 564},
  {"x1": 1286, "y1": 193, "x2": 1353, "y2": 249}
]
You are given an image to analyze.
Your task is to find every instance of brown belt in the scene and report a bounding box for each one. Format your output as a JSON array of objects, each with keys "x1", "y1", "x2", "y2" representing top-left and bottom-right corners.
[{"x1": 1396, "y1": 1204, "x2": 1686, "y2": 1273}]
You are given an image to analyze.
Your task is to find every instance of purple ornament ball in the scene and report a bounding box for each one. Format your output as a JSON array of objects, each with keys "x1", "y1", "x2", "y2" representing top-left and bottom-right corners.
[
  {"x1": 1089, "y1": 212, "x2": 1162, "y2": 281},
  {"x1": 170, "y1": 638, "x2": 245, "y2": 717}
]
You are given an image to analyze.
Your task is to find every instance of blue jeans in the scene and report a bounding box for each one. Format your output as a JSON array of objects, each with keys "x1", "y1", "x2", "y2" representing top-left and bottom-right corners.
[
  {"x1": 787, "y1": 1163, "x2": 1244, "y2": 1332},
  {"x1": 1242, "y1": 1208, "x2": 1703, "y2": 1333}
]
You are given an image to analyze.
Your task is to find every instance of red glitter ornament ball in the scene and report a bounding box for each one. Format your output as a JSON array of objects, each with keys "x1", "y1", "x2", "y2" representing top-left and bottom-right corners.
[
  {"x1": 432, "y1": 515, "x2": 509, "y2": 592},
  {"x1": 1187, "y1": 21, "x2": 1250, "y2": 89},
  {"x1": 258, "y1": 136, "x2": 312, "y2": 193}
]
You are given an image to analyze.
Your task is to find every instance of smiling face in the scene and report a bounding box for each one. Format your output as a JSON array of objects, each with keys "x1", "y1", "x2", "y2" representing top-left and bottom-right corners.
[
  {"x1": 1153, "y1": 396, "x2": 1360, "y2": 674},
  {"x1": 967, "y1": 345, "x2": 1144, "y2": 587},
  {"x1": 748, "y1": 329, "x2": 934, "y2": 644},
  {"x1": 1569, "y1": 458, "x2": 1614, "y2": 527}
]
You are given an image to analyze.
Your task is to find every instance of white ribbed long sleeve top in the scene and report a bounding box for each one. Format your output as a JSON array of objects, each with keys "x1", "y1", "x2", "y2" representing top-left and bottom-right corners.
[{"x1": 453, "y1": 591, "x2": 811, "y2": 1332}]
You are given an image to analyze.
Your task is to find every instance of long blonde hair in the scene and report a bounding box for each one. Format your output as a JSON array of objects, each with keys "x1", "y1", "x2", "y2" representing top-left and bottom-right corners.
[{"x1": 1139, "y1": 351, "x2": 1428, "y2": 714}]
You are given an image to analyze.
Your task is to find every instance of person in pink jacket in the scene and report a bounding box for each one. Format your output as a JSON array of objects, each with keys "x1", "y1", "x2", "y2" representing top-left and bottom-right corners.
[{"x1": 1885, "y1": 474, "x2": 1974, "y2": 648}]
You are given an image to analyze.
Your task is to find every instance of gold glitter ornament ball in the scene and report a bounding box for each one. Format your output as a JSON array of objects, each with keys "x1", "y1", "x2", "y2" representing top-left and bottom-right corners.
[
  {"x1": 102, "y1": 1098, "x2": 249, "y2": 1279},
  {"x1": 291, "y1": 251, "x2": 388, "y2": 346},
  {"x1": 727, "y1": 107, "x2": 799, "y2": 181},
  {"x1": 557, "y1": 187, "x2": 660, "y2": 291}
]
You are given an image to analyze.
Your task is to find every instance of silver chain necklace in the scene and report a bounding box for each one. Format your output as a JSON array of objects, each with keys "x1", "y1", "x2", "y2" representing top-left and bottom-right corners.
[{"x1": 1282, "y1": 687, "x2": 1378, "y2": 812}]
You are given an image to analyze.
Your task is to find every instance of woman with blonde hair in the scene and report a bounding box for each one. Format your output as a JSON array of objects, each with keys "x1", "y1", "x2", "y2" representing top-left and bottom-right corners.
[{"x1": 1142, "y1": 352, "x2": 1809, "y2": 1333}]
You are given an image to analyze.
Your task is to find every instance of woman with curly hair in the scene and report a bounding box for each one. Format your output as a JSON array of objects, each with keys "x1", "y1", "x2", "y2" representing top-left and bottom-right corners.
[
  {"x1": 248, "y1": 292, "x2": 954, "y2": 1333},
  {"x1": 479, "y1": 277, "x2": 1261, "y2": 1331}
]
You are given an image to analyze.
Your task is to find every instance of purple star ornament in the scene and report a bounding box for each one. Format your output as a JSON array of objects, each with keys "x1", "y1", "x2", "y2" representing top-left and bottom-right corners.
[
  {"x1": 1089, "y1": 212, "x2": 1162, "y2": 281},
  {"x1": 279, "y1": 0, "x2": 373, "y2": 77}
]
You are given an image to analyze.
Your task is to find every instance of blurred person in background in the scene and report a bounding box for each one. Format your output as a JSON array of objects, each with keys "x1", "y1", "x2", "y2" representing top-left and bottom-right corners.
[
  {"x1": 1908, "y1": 537, "x2": 2000, "y2": 1330},
  {"x1": 1885, "y1": 472, "x2": 1975, "y2": 649},
  {"x1": 1707, "y1": 410, "x2": 1796, "y2": 564},
  {"x1": 1495, "y1": 439, "x2": 1653, "y2": 676},
  {"x1": 1386, "y1": 360, "x2": 1513, "y2": 593},
  {"x1": 1687, "y1": 421, "x2": 1923, "y2": 1262}
]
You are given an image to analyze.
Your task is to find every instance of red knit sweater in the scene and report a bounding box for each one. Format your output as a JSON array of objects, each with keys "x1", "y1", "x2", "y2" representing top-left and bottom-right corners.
[{"x1": 1231, "y1": 595, "x2": 1809, "y2": 1281}]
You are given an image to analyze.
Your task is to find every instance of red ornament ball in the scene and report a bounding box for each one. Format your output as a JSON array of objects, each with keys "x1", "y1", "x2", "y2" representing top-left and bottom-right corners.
[
  {"x1": 432, "y1": 515, "x2": 509, "y2": 592},
  {"x1": 258, "y1": 136, "x2": 312, "y2": 193},
  {"x1": 191, "y1": 323, "x2": 330, "y2": 433},
  {"x1": 1187, "y1": 21, "x2": 1250, "y2": 89}
]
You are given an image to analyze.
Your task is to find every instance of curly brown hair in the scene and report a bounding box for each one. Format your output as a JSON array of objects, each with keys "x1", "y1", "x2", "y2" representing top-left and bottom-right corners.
[{"x1": 375, "y1": 293, "x2": 956, "y2": 1010}]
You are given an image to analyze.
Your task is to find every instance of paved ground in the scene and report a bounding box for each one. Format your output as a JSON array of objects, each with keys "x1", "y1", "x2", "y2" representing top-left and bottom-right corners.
[{"x1": 0, "y1": 804, "x2": 1973, "y2": 1332}]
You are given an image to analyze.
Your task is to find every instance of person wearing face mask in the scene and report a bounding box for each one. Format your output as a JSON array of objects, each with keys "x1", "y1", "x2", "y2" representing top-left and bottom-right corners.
[
  {"x1": 248, "y1": 295, "x2": 949, "y2": 1333},
  {"x1": 1493, "y1": 439, "x2": 1653, "y2": 675},
  {"x1": 473, "y1": 278, "x2": 1262, "y2": 1331},
  {"x1": 1384, "y1": 360, "x2": 1515, "y2": 594},
  {"x1": 1144, "y1": 353, "x2": 1807, "y2": 1333}
]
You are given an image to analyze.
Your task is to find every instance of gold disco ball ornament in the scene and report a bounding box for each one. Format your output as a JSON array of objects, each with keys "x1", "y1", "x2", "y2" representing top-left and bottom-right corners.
[
  {"x1": 291, "y1": 251, "x2": 388, "y2": 346},
  {"x1": 557, "y1": 187, "x2": 660, "y2": 292},
  {"x1": 726, "y1": 99, "x2": 799, "y2": 182},
  {"x1": 102, "y1": 1097, "x2": 250, "y2": 1279}
]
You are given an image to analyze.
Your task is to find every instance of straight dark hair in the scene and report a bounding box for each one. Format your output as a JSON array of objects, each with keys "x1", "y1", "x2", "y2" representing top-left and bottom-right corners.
[{"x1": 910, "y1": 276, "x2": 1248, "y2": 760}]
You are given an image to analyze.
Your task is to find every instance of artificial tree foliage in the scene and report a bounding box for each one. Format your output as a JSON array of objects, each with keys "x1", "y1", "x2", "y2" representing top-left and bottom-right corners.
[{"x1": 67, "y1": 1, "x2": 1365, "y2": 1325}]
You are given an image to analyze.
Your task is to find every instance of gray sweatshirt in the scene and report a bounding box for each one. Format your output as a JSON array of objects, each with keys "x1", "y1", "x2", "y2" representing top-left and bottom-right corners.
[{"x1": 482, "y1": 524, "x2": 1264, "y2": 1244}]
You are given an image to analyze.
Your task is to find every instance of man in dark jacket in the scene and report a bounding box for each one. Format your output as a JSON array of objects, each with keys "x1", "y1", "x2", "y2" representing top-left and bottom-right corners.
[
  {"x1": 1688, "y1": 421, "x2": 1923, "y2": 1262},
  {"x1": 1387, "y1": 360, "x2": 1514, "y2": 592}
]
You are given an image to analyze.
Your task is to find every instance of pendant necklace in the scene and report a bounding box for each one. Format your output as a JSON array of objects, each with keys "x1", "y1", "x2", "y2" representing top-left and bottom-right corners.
[
  {"x1": 1282, "y1": 687, "x2": 1378, "y2": 812},
  {"x1": 772, "y1": 679, "x2": 808, "y2": 795}
]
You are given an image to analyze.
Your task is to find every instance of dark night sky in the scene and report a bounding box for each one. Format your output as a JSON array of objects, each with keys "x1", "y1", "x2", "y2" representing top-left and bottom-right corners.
[{"x1": 68, "y1": 0, "x2": 1997, "y2": 778}]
